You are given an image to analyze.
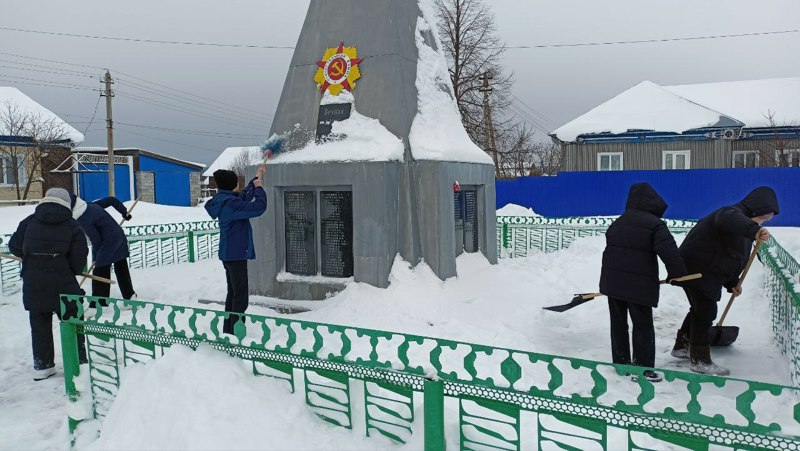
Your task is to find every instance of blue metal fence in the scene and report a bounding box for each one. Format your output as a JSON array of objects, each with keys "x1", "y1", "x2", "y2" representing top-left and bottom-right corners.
[{"x1": 497, "y1": 168, "x2": 800, "y2": 226}]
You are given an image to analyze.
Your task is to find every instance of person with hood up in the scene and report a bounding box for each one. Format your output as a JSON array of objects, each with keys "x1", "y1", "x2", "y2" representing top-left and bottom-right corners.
[
  {"x1": 205, "y1": 166, "x2": 267, "y2": 335},
  {"x1": 71, "y1": 195, "x2": 135, "y2": 305},
  {"x1": 671, "y1": 187, "x2": 778, "y2": 376},
  {"x1": 9, "y1": 188, "x2": 89, "y2": 381},
  {"x1": 599, "y1": 183, "x2": 688, "y2": 383}
]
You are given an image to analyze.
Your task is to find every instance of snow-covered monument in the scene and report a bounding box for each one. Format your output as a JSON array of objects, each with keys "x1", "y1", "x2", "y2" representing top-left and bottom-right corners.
[{"x1": 250, "y1": 0, "x2": 496, "y2": 300}]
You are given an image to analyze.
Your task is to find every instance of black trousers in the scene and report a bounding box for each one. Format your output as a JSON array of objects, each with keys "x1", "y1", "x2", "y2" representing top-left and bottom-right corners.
[
  {"x1": 608, "y1": 298, "x2": 655, "y2": 368},
  {"x1": 92, "y1": 259, "x2": 136, "y2": 305},
  {"x1": 223, "y1": 260, "x2": 249, "y2": 334},
  {"x1": 30, "y1": 303, "x2": 87, "y2": 370},
  {"x1": 678, "y1": 286, "x2": 718, "y2": 347}
]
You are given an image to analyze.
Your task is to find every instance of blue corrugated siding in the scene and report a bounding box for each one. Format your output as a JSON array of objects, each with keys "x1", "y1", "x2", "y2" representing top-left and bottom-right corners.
[
  {"x1": 496, "y1": 168, "x2": 800, "y2": 226},
  {"x1": 139, "y1": 155, "x2": 199, "y2": 207},
  {"x1": 77, "y1": 163, "x2": 132, "y2": 202}
]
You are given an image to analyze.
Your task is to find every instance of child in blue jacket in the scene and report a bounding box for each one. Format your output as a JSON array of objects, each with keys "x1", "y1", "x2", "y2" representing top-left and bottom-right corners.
[{"x1": 205, "y1": 167, "x2": 267, "y2": 334}]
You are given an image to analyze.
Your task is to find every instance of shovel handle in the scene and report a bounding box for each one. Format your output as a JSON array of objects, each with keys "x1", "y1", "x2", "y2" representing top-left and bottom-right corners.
[
  {"x1": 79, "y1": 196, "x2": 141, "y2": 288},
  {"x1": 716, "y1": 239, "x2": 764, "y2": 327},
  {"x1": 0, "y1": 254, "x2": 114, "y2": 284},
  {"x1": 577, "y1": 273, "x2": 701, "y2": 300}
]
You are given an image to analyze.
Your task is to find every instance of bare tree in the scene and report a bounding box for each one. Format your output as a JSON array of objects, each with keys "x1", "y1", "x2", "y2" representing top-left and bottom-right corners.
[
  {"x1": 228, "y1": 147, "x2": 262, "y2": 187},
  {"x1": 0, "y1": 101, "x2": 68, "y2": 200},
  {"x1": 751, "y1": 111, "x2": 800, "y2": 167},
  {"x1": 495, "y1": 123, "x2": 564, "y2": 178},
  {"x1": 434, "y1": 0, "x2": 514, "y2": 153},
  {"x1": 529, "y1": 142, "x2": 564, "y2": 176}
]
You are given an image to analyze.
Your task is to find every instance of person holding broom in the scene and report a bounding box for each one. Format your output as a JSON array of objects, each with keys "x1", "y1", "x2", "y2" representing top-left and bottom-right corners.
[
  {"x1": 671, "y1": 187, "x2": 778, "y2": 376},
  {"x1": 599, "y1": 183, "x2": 689, "y2": 383}
]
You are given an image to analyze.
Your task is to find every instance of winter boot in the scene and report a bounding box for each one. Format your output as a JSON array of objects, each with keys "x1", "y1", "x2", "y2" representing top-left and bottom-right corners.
[
  {"x1": 689, "y1": 345, "x2": 730, "y2": 376},
  {"x1": 630, "y1": 370, "x2": 663, "y2": 383},
  {"x1": 33, "y1": 366, "x2": 56, "y2": 381},
  {"x1": 670, "y1": 329, "x2": 690, "y2": 359}
]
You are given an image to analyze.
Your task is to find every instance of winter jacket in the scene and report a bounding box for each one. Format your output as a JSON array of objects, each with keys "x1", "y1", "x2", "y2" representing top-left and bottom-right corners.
[
  {"x1": 679, "y1": 187, "x2": 779, "y2": 301},
  {"x1": 205, "y1": 179, "x2": 267, "y2": 261},
  {"x1": 72, "y1": 196, "x2": 130, "y2": 268},
  {"x1": 599, "y1": 183, "x2": 688, "y2": 307},
  {"x1": 9, "y1": 198, "x2": 88, "y2": 312}
]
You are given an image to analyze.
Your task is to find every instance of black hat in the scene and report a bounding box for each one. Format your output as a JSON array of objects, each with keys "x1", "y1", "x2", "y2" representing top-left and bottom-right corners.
[{"x1": 213, "y1": 169, "x2": 238, "y2": 191}]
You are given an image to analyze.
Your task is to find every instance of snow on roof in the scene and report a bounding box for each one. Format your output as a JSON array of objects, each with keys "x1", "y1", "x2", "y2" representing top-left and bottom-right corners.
[
  {"x1": 0, "y1": 87, "x2": 84, "y2": 144},
  {"x1": 551, "y1": 81, "x2": 740, "y2": 142},
  {"x1": 409, "y1": 3, "x2": 493, "y2": 165},
  {"x1": 664, "y1": 78, "x2": 800, "y2": 129},
  {"x1": 552, "y1": 77, "x2": 800, "y2": 143},
  {"x1": 268, "y1": 111, "x2": 404, "y2": 164},
  {"x1": 203, "y1": 146, "x2": 262, "y2": 176}
]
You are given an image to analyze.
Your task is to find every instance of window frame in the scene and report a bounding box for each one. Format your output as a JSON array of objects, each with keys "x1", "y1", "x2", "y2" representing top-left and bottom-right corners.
[
  {"x1": 732, "y1": 150, "x2": 759, "y2": 168},
  {"x1": 0, "y1": 154, "x2": 27, "y2": 187},
  {"x1": 597, "y1": 152, "x2": 624, "y2": 171},
  {"x1": 777, "y1": 149, "x2": 800, "y2": 167},
  {"x1": 662, "y1": 150, "x2": 691, "y2": 170}
]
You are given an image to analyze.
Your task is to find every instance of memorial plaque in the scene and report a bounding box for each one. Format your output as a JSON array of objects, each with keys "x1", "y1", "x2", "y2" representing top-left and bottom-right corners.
[
  {"x1": 316, "y1": 103, "x2": 352, "y2": 140},
  {"x1": 320, "y1": 191, "x2": 354, "y2": 278},
  {"x1": 464, "y1": 190, "x2": 479, "y2": 253},
  {"x1": 284, "y1": 191, "x2": 317, "y2": 275}
]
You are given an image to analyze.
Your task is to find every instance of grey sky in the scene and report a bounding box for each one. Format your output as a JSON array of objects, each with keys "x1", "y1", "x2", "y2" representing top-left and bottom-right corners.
[{"x1": 3, "y1": 0, "x2": 799, "y2": 165}]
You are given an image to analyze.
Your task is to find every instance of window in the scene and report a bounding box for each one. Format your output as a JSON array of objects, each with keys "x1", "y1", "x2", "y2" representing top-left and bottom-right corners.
[
  {"x1": 0, "y1": 155, "x2": 26, "y2": 186},
  {"x1": 597, "y1": 152, "x2": 623, "y2": 171},
  {"x1": 283, "y1": 189, "x2": 353, "y2": 278},
  {"x1": 662, "y1": 150, "x2": 691, "y2": 170},
  {"x1": 778, "y1": 149, "x2": 800, "y2": 167},
  {"x1": 732, "y1": 151, "x2": 759, "y2": 168},
  {"x1": 454, "y1": 188, "x2": 480, "y2": 255}
]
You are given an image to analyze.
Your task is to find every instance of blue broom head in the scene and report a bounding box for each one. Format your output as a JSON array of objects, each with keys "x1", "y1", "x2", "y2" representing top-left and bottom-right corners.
[{"x1": 260, "y1": 133, "x2": 286, "y2": 159}]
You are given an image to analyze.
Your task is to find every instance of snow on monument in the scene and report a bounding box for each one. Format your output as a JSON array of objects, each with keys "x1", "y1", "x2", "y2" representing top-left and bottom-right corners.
[{"x1": 251, "y1": 0, "x2": 497, "y2": 300}]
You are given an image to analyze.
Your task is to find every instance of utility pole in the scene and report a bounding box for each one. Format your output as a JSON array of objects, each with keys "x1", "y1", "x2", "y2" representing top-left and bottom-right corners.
[
  {"x1": 480, "y1": 72, "x2": 499, "y2": 178},
  {"x1": 102, "y1": 70, "x2": 115, "y2": 196}
]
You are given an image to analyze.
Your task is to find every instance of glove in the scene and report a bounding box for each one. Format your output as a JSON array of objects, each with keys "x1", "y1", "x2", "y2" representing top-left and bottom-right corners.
[{"x1": 124, "y1": 214, "x2": 133, "y2": 221}]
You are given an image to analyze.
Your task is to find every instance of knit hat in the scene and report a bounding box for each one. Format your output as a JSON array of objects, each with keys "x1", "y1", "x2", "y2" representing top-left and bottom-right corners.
[
  {"x1": 213, "y1": 169, "x2": 238, "y2": 191},
  {"x1": 41, "y1": 188, "x2": 72, "y2": 210}
]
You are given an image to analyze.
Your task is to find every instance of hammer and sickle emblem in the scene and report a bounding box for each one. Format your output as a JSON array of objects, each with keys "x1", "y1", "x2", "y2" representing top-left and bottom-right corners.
[{"x1": 329, "y1": 59, "x2": 346, "y2": 77}]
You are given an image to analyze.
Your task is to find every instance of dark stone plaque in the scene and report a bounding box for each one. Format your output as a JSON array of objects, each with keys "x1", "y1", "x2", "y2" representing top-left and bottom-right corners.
[
  {"x1": 316, "y1": 103, "x2": 352, "y2": 140},
  {"x1": 284, "y1": 191, "x2": 317, "y2": 275},
  {"x1": 320, "y1": 191, "x2": 353, "y2": 278},
  {"x1": 464, "y1": 190, "x2": 478, "y2": 253}
]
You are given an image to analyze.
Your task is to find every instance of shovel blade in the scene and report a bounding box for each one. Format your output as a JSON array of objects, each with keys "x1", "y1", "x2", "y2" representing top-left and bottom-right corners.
[
  {"x1": 543, "y1": 295, "x2": 594, "y2": 313},
  {"x1": 709, "y1": 326, "x2": 740, "y2": 347}
]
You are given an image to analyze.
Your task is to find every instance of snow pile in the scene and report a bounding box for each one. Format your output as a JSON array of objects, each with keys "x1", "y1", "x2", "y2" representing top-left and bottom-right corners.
[
  {"x1": 81, "y1": 344, "x2": 416, "y2": 451},
  {"x1": 496, "y1": 203, "x2": 540, "y2": 217},
  {"x1": 202, "y1": 146, "x2": 262, "y2": 178},
  {"x1": 0, "y1": 87, "x2": 84, "y2": 144},
  {"x1": 408, "y1": 2, "x2": 493, "y2": 165},
  {"x1": 269, "y1": 111, "x2": 404, "y2": 164},
  {"x1": 551, "y1": 81, "x2": 737, "y2": 142},
  {"x1": 665, "y1": 77, "x2": 800, "y2": 129}
]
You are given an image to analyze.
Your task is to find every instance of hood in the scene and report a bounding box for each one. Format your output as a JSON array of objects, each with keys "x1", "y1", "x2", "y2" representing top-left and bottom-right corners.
[
  {"x1": 204, "y1": 190, "x2": 238, "y2": 219},
  {"x1": 737, "y1": 186, "x2": 780, "y2": 218},
  {"x1": 71, "y1": 195, "x2": 88, "y2": 219},
  {"x1": 34, "y1": 200, "x2": 73, "y2": 225},
  {"x1": 625, "y1": 182, "x2": 668, "y2": 217}
]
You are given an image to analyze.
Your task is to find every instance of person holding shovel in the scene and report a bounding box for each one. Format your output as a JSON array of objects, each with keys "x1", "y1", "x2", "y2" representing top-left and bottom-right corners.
[
  {"x1": 8, "y1": 188, "x2": 89, "y2": 380},
  {"x1": 600, "y1": 183, "x2": 689, "y2": 383},
  {"x1": 71, "y1": 195, "x2": 136, "y2": 305},
  {"x1": 671, "y1": 187, "x2": 779, "y2": 376}
]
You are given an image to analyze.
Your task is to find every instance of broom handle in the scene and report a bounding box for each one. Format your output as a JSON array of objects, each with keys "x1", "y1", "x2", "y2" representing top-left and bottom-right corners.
[
  {"x1": 717, "y1": 239, "x2": 764, "y2": 327},
  {"x1": 0, "y1": 254, "x2": 114, "y2": 284},
  {"x1": 79, "y1": 195, "x2": 141, "y2": 287}
]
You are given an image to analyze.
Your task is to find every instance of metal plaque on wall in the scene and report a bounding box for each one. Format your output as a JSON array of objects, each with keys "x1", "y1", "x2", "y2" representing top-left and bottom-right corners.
[
  {"x1": 284, "y1": 191, "x2": 317, "y2": 275},
  {"x1": 320, "y1": 191, "x2": 354, "y2": 278},
  {"x1": 316, "y1": 103, "x2": 352, "y2": 140}
]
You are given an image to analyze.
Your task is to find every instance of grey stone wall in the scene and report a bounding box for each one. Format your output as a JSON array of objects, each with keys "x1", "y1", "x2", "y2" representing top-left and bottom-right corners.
[
  {"x1": 135, "y1": 171, "x2": 155, "y2": 203},
  {"x1": 189, "y1": 172, "x2": 201, "y2": 207}
]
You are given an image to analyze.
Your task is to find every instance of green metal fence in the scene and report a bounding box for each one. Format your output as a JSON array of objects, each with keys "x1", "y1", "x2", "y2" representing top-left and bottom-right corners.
[
  {"x1": 60, "y1": 295, "x2": 800, "y2": 450},
  {"x1": 762, "y1": 236, "x2": 800, "y2": 386}
]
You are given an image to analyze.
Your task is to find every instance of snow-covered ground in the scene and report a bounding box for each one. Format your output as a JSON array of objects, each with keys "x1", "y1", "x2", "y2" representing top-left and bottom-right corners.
[
  {"x1": 773, "y1": 227, "x2": 800, "y2": 261},
  {"x1": 1, "y1": 229, "x2": 794, "y2": 450},
  {"x1": 496, "y1": 203, "x2": 540, "y2": 217}
]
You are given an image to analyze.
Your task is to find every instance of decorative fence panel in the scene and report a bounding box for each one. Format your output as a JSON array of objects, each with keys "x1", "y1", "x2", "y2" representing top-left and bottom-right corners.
[
  {"x1": 60, "y1": 296, "x2": 800, "y2": 451},
  {"x1": 762, "y1": 236, "x2": 800, "y2": 386}
]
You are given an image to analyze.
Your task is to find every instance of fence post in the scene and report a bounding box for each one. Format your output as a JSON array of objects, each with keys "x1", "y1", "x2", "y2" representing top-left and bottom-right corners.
[
  {"x1": 60, "y1": 321, "x2": 81, "y2": 442},
  {"x1": 424, "y1": 379, "x2": 445, "y2": 451},
  {"x1": 502, "y1": 223, "x2": 509, "y2": 251},
  {"x1": 188, "y1": 231, "x2": 196, "y2": 263}
]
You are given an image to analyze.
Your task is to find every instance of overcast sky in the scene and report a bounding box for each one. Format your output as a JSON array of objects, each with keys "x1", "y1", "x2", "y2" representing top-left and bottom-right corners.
[{"x1": 3, "y1": 0, "x2": 799, "y2": 165}]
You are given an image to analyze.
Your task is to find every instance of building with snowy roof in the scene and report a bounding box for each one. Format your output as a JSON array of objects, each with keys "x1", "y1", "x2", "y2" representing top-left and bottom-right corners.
[
  {"x1": 551, "y1": 78, "x2": 800, "y2": 172},
  {"x1": 0, "y1": 87, "x2": 84, "y2": 202},
  {"x1": 250, "y1": 0, "x2": 496, "y2": 300},
  {"x1": 203, "y1": 146, "x2": 262, "y2": 191}
]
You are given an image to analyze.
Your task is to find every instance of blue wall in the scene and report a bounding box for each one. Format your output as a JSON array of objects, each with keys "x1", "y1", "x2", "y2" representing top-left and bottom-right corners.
[
  {"x1": 78, "y1": 163, "x2": 132, "y2": 202},
  {"x1": 140, "y1": 155, "x2": 200, "y2": 207},
  {"x1": 496, "y1": 168, "x2": 799, "y2": 226}
]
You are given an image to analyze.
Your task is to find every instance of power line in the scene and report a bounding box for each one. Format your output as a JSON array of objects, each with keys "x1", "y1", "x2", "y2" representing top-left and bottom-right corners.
[
  {"x1": 0, "y1": 51, "x2": 105, "y2": 70},
  {"x1": 0, "y1": 26, "x2": 295, "y2": 49},
  {"x1": 0, "y1": 74, "x2": 98, "y2": 91},
  {"x1": 115, "y1": 127, "x2": 230, "y2": 154},
  {"x1": 81, "y1": 96, "x2": 103, "y2": 136},
  {"x1": 510, "y1": 95, "x2": 558, "y2": 129},
  {"x1": 115, "y1": 121, "x2": 265, "y2": 139},
  {"x1": 505, "y1": 29, "x2": 800, "y2": 49},
  {"x1": 0, "y1": 58, "x2": 97, "y2": 77}
]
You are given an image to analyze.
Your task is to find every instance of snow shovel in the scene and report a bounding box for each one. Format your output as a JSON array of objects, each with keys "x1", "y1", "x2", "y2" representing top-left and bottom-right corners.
[
  {"x1": 709, "y1": 240, "x2": 764, "y2": 347},
  {"x1": 79, "y1": 195, "x2": 141, "y2": 287},
  {"x1": 0, "y1": 253, "x2": 115, "y2": 285},
  {"x1": 543, "y1": 273, "x2": 703, "y2": 312}
]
